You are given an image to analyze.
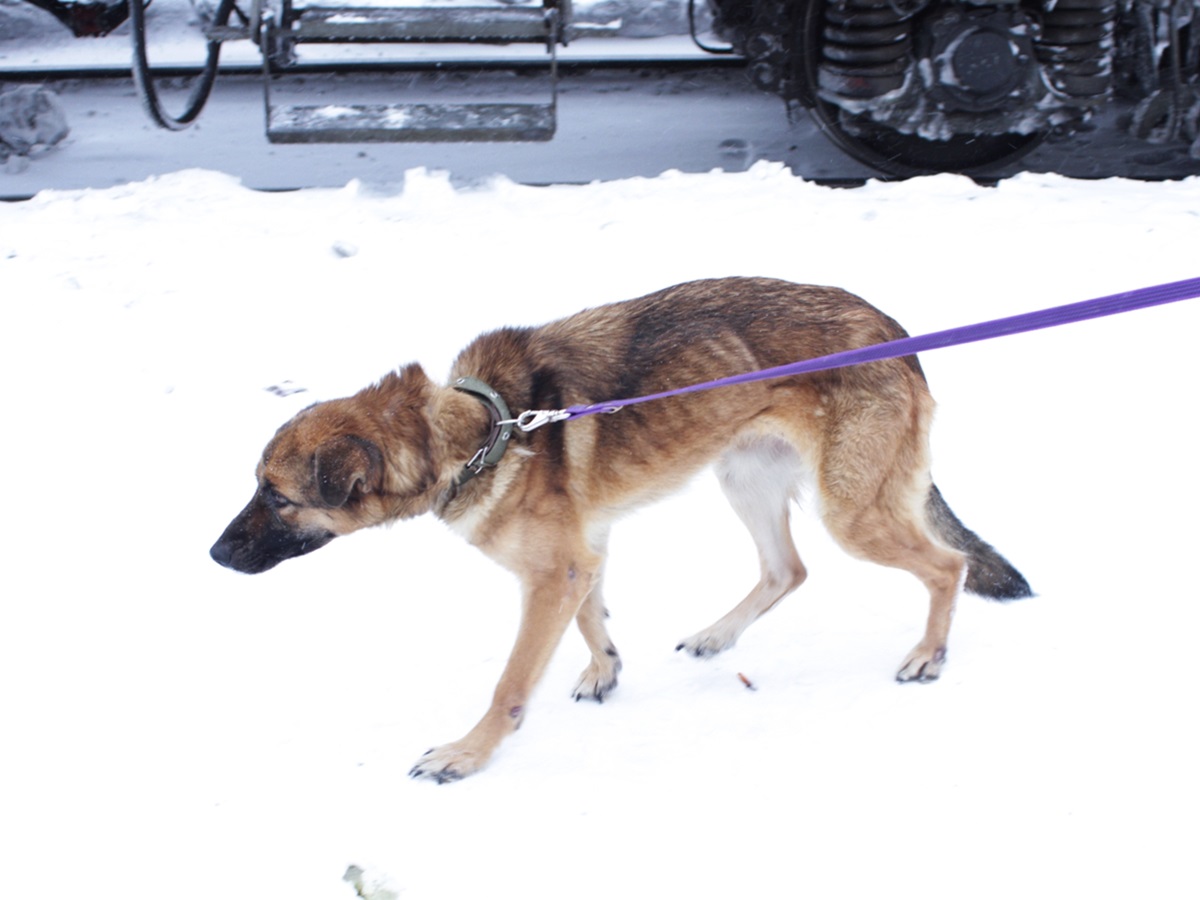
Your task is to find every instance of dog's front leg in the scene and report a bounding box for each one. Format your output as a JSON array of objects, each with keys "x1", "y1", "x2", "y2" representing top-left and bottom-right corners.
[{"x1": 409, "y1": 560, "x2": 595, "y2": 783}]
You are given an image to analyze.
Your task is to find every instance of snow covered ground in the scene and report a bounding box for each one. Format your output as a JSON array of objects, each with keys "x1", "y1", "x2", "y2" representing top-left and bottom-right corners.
[{"x1": 2, "y1": 164, "x2": 1199, "y2": 900}]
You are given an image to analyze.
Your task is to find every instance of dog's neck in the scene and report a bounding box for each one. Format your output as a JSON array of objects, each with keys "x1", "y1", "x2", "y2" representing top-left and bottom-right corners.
[
  {"x1": 357, "y1": 365, "x2": 525, "y2": 524},
  {"x1": 449, "y1": 377, "x2": 515, "y2": 488},
  {"x1": 427, "y1": 384, "x2": 506, "y2": 516}
]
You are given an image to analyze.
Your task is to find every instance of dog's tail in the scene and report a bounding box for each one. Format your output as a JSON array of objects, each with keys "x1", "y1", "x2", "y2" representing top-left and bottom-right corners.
[{"x1": 927, "y1": 484, "x2": 1032, "y2": 600}]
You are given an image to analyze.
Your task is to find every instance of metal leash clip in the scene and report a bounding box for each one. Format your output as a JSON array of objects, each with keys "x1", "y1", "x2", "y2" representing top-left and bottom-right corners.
[{"x1": 506, "y1": 409, "x2": 572, "y2": 432}]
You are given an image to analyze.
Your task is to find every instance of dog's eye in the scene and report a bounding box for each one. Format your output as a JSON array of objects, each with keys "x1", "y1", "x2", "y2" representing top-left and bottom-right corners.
[{"x1": 266, "y1": 488, "x2": 293, "y2": 509}]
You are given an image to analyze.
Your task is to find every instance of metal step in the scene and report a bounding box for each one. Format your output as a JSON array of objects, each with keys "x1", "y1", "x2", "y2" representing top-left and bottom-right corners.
[
  {"x1": 260, "y1": 2, "x2": 567, "y2": 143},
  {"x1": 266, "y1": 100, "x2": 556, "y2": 142},
  {"x1": 286, "y1": 6, "x2": 554, "y2": 43}
]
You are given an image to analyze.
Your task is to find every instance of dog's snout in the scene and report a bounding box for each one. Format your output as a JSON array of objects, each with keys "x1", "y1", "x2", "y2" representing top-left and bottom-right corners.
[{"x1": 209, "y1": 539, "x2": 234, "y2": 568}]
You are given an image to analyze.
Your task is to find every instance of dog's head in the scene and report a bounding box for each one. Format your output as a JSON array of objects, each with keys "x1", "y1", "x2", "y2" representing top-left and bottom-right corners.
[{"x1": 210, "y1": 367, "x2": 438, "y2": 574}]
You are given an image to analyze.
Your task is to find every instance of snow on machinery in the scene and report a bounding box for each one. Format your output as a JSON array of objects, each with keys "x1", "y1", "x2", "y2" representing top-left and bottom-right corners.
[
  {"x1": 18, "y1": 0, "x2": 1200, "y2": 174},
  {"x1": 708, "y1": 0, "x2": 1200, "y2": 173}
]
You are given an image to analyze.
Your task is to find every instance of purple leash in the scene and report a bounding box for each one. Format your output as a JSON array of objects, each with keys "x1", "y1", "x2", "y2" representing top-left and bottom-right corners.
[{"x1": 511, "y1": 277, "x2": 1200, "y2": 431}]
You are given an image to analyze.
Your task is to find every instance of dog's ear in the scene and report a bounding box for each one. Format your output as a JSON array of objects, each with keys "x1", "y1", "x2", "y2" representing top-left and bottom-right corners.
[
  {"x1": 314, "y1": 436, "x2": 383, "y2": 508},
  {"x1": 377, "y1": 362, "x2": 432, "y2": 407}
]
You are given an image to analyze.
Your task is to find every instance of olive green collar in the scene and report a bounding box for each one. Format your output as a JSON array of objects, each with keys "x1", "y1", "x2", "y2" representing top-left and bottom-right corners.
[{"x1": 451, "y1": 376, "x2": 515, "y2": 488}]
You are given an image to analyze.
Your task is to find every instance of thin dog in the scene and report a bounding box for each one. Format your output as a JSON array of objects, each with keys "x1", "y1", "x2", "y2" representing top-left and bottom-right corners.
[{"x1": 210, "y1": 277, "x2": 1030, "y2": 782}]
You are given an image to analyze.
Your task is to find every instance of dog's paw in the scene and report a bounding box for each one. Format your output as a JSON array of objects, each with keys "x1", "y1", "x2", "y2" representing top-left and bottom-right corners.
[
  {"x1": 408, "y1": 742, "x2": 488, "y2": 784},
  {"x1": 572, "y1": 653, "x2": 622, "y2": 703},
  {"x1": 675, "y1": 626, "x2": 737, "y2": 658},
  {"x1": 896, "y1": 644, "x2": 947, "y2": 683}
]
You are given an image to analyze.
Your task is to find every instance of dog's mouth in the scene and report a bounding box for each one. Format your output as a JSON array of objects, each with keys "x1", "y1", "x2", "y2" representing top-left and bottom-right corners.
[{"x1": 210, "y1": 527, "x2": 336, "y2": 574}]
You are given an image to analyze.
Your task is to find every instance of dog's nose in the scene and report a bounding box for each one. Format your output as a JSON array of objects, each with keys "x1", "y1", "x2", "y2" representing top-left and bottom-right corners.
[{"x1": 209, "y1": 540, "x2": 234, "y2": 568}]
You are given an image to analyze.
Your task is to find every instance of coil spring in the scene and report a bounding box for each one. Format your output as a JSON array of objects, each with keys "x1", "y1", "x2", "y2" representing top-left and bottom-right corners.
[
  {"x1": 732, "y1": 1, "x2": 791, "y2": 92},
  {"x1": 817, "y1": 0, "x2": 914, "y2": 100},
  {"x1": 1035, "y1": 0, "x2": 1118, "y2": 98}
]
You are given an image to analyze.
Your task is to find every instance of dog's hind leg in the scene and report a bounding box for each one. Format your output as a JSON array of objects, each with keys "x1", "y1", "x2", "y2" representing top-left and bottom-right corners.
[
  {"x1": 676, "y1": 437, "x2": 807, "y2": 658},
  {"x1": 818, "y1": 451, "x2": 966, "y2": 683},
  {"x1": 572, "y1": 527, "x2": 623, "y2": 703},
  {"x1": 825, "y1": 498, "x2": 965, "y2": 682}
]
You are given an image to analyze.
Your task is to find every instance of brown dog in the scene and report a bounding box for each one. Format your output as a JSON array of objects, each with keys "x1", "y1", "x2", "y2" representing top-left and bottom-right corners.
[{"x1": 210, "y1": 277, "x2": 1030, "y2": 782}]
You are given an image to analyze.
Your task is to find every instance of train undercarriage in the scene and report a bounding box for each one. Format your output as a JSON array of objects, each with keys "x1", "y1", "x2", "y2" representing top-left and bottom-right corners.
[
  {"x1": 5, "y1": 0, "x2": 1200, "y2": 176},
  {"x1": 710, "y1": 0, "x2": 1200, "y2": 173}
]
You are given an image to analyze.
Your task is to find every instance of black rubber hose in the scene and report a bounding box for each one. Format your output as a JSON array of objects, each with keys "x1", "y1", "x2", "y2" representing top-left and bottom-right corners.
[
  {"x1": 129, "y1": 0, "x2": 241, "y2": 130},
  {"x1": 689, "y1": 0, "x2": 735, "y2": 54}
]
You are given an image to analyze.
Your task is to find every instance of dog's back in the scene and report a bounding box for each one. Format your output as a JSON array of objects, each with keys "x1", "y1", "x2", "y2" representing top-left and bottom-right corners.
[{"x1": 449, "y1": 277, "x2": 929, "y2": 510}]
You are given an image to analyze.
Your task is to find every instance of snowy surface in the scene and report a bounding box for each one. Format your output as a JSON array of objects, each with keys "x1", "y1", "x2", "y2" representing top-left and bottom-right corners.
[{"x1": 2, "y1": 164, "x2": 1200, "y2": 900}]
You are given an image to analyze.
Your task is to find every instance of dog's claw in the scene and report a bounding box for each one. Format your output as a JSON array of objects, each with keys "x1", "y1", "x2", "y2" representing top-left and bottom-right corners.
[
  {"x1": 572, "y1": 656, "x2": 621, "y2": 703},
  {"x1": 409, "y1": 762, "x2": 465, "y2": 784},
  {"x1": 676, "y1": 641, "x2": 722, "y2": 659},
  {"x1": 895, "y1": 668, "x2": 939, "y2": 684},
  {"x1": 675, "y1": 626, "x2": 738, "y2": 658},
  {"x1": 409, "y1": 741, "x2": 488, "y2": 783},
  {"x1": 896, "y1": 645, "x2": 946, "y2": 683},
  {"x1": 571, "y1": 683, "x2": 614, "y2": 703}
]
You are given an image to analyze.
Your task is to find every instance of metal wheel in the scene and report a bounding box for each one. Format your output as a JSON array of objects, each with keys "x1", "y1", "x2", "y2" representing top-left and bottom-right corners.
[
  {"x1": 797, "y1": 0, "x2": 1044, "y2": 176},
  {"x1": 808, "y1": 100, "x2": 1043, "y2": 177}
]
